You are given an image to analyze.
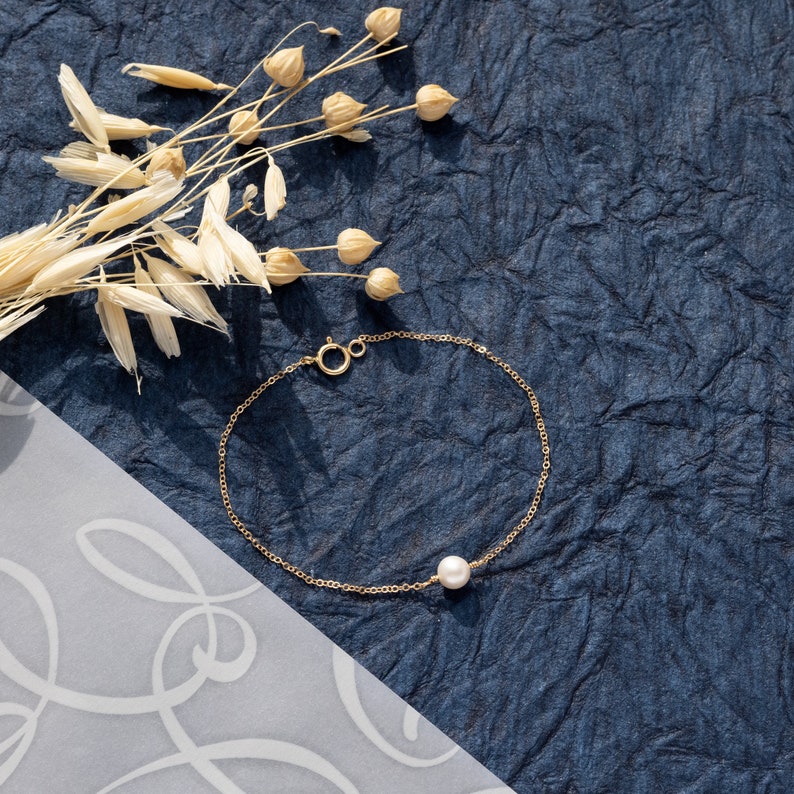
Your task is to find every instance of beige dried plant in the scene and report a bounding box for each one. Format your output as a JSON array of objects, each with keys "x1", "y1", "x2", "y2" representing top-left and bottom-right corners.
[{"x1": 0, "y1": 7, "x2": 459, "y2": 388}]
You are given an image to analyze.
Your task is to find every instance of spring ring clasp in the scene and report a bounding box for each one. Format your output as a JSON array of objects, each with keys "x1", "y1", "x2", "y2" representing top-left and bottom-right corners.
[{"x1": 314, "y1": 336, "x2": 367, "y2": 376}]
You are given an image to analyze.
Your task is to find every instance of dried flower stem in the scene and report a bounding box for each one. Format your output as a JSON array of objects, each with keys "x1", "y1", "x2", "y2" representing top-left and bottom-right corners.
[
  {"x1": 298, "y1": 272, "x2": 368, "y2": 279},
  {"x1": 308, "y1": 33, "x2": 374, "y2": 82},
  {"x1": 322, "y1": 44, "x2": 408, "y2": 77},
  {"x1": 271, "y1": 245, "x2": 338, "y2": 254}
]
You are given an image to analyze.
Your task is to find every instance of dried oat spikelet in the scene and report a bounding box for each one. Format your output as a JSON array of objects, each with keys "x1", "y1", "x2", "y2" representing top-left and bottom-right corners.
[
  {"x1": 122, "y1": 63, "x2": 232, "y2": 91},
  {"x1": 196, "y1": 177, "x2": 234, "y2": 286},
  {"x1": 28, "y1": 235, "x2": 139, "y2": 292},
  {"x1": 263, "y1": 46, "x2": 305, "y2": 88},
  {"x1": 337, "y1": 228, "x2": 380, "y2": 265},
  {"x1": 142, "y1": 253, "x2": 228, "y2": 332},
  {"x1": 337, "y1": 128, "x2": 372, "y2": 143},
  {"x1": 0, "y1": 305, "x2": 45, "y2": 343},
  {"x1": 415, "y1": 84, "x2": 458, "y2": 122},
  {"x1": 322, "y1": 92, "x2": 367, "y2": 132},
  {"x1": 95, "y1": 267, "x2": 140, "y2": 389},
  {"x1": 145, "y1": 146, "x2": 186, "y2": 181},
  {"x1": 100, "y1": 280, "x2": 185, "y2": 318},
  {"x1": 85, "y1": 171, "x2": 183, "y2": 234},
  {"x1": 195, "y1": 176, "x2": 271, "y2": 290},
  {"x1": 222, "y1": 225, "x2": 271, "y2": 290},
  {"x1": 43, "y1": 143, "x2": 146, "y2": 189},
  {"x1": 153, "y1": 220, "x2": 208, "y2": 278},
  {"x1": 134, "y1": 260, "x2": 181, "y2": 358},
  {"x1": 0, "y1": 224, "x2": 81, "y2": 292},
  {"x1": 58, "y1": 64, "x2": 109, "y2": 151},
  {"x1": 199, "y1": 181, "x2": 271, "y2": 290},
  {"x1": 365, "y1": 7, "x2": 403, "y2": 43},
  {"x1": 241, "y1": 184, "x2": 258, "y2": 210},
  {"x1": 0, "y1": 222, "x2": 53, "y2": 267},
  {"x1": 265, "y1": 247, "x2": 308, "y2": 286},
  {"x1": 72, "y1": 110, "x2": 166, "y2": 140},
  {"x1": 365, "y1": 267, "x2": 403, "y2": 300},
  {"x1": 229, "y1": 110, "x2": 261, "y2": 145},
  {"x1": 264, "y1": 155, "x2": 287, "y2": 221}
]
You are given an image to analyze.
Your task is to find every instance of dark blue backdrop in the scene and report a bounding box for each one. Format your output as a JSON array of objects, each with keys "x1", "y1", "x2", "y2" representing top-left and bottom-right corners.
[{"x1": 2, "y1": 1, "x2": 794, "y2": 791}]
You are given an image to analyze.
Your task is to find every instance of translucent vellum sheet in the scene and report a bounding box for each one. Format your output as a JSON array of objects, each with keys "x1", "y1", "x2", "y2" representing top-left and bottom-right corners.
[{"x1": 0, "y1": 372, "x2": 511, "y2": 794}]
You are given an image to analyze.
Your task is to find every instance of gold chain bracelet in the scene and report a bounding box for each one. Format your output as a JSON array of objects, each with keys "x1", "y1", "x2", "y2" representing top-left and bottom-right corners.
[{"x1": 218, "y1": 331, "x2": 551, "y2": 595}]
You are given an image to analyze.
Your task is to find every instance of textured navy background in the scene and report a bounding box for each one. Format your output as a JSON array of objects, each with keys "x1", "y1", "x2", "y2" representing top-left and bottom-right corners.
[{"x1": 2, "y1": 1, "x2": 794, "y2": 791}]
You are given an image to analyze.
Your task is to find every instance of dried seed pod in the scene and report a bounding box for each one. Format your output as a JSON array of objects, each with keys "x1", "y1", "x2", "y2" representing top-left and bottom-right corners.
[
  {"x1": 146, "y1": 146, "x2": 186, "y2": 181},
  {"x1": 365, "y1": 267, "x2": 403, "y2": 301},
  {"x1": 337, "y1": 228, "x2": 380, "y2": 265},
  {"x1": 365, "y1": 7, "x2": 403, "y2": 43},
  {"x1": 415, "y1": 84, "x2": 458, "y2": 122},
  {"x1": 265, "y1": 247, "x2": 308, "y2": 286},
  {"x1": 229, "y1": 110, "x2": 261, "y2": 144},
  {"x1": 322, "y1": 92, "x2": 367, "y2": 132},
  {"x1": 263, "y1": 46, "x2": 305, "y2": 88}
]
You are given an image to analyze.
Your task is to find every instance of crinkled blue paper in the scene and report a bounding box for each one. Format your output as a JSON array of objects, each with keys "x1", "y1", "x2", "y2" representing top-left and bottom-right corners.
[{"x1": 2, "y1": 1, "x2": 794, "y2": 791}]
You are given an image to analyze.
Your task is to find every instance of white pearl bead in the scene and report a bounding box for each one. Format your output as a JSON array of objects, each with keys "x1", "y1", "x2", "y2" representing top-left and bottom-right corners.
[{"x1": 437, "y1": 555, "x2": 471, "y2": 589}]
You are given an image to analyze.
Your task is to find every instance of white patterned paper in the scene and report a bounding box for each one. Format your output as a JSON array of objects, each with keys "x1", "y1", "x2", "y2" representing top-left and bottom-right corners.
[{"x1": 0, "y1": 372, "x2": 512, "y2": 793}]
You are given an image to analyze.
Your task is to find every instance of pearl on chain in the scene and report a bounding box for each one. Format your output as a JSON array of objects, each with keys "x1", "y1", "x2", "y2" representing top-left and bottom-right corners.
[{"x1": 437, "y1": 555, "x2": 471, "y2": 589}]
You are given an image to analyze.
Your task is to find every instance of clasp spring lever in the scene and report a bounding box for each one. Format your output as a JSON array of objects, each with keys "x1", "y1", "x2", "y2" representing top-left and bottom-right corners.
[{"x1": 313, "y1": 337, "x2": 367, "y2": 376}]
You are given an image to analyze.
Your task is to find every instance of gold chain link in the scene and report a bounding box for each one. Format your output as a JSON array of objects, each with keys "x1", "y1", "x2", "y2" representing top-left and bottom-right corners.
[{"x1": 218, "y1": 331, "x2": 551, "y2": 595}]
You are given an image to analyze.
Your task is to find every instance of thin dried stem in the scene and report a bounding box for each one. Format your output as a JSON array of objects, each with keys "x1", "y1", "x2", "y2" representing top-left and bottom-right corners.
[
  {"x1": 308, "y1": 33, "x2": 374, "y2": 82},
  {"x1": 322, "y1": 44, "x2": 409, "y2": 77},
  {"x1": 299, "y1": 271, "x2": 368, "y2": 279},
  {"x1": 268, "y1": 244, "x2": 338, "y2": 254}
]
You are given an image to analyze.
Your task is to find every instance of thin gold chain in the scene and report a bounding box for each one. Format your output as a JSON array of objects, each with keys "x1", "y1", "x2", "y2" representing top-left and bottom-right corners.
[{"x1": 218, "y1": 331, "x2": 551, "y2": 595}]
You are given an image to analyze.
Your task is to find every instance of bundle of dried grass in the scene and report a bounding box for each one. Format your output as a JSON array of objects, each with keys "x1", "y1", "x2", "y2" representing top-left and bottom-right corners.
[{"x1": 0, "y1": 8, "x2": 458, "y2": 388}]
